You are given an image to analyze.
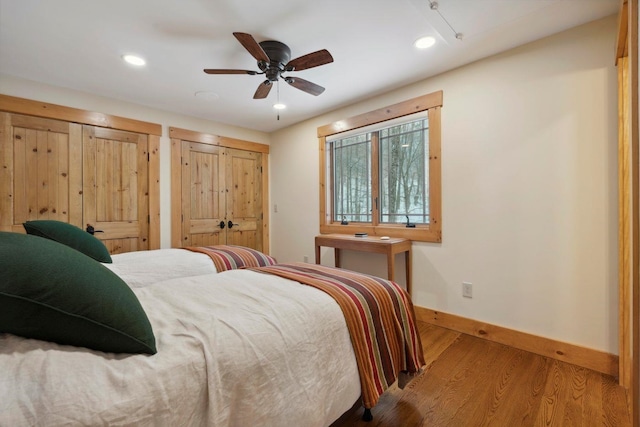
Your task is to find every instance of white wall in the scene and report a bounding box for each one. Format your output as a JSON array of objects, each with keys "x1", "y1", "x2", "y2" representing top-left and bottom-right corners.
[
  {"x1": 270, "y1": 16, "x2": 619, "y2": 353},
  {"x1": 0, "y1": 74, "x2": 271, "y2": 248}
]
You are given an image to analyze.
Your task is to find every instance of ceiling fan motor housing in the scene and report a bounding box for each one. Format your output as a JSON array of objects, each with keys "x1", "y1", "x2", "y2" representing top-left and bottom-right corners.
[{"x1": 259, "y1": 40, "x2": 291, "y2": 81}]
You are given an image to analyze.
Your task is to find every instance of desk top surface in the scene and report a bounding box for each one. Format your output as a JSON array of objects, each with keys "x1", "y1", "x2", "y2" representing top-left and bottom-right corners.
[{"x1": 315, "y1": 233, "x2": 409, "y2": 246}]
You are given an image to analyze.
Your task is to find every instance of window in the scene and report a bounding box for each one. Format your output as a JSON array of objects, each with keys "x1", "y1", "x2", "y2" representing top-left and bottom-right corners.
[
  {"x1": 331, "y1": 118, "x2": 430, "y2": 225},
  {"x1": 318, "y1": 91, "x2": 442, "y2": 242},
  {"x1": 332, "y1": 133, "x2": 372, "y2": 222}
]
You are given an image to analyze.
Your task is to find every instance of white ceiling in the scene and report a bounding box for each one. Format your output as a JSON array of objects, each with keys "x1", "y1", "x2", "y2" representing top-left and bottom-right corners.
[{"x1": 0, "y1": 0, "x2": 618, "y2": 133}]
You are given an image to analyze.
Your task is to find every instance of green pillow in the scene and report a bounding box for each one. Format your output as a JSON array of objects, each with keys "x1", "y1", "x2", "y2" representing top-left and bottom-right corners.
[
  {"x1": 23, "y1": 220, "x2": 112, "y2": 263},
  {"x1": 0, "y1": 232, "x2": 156, "y2": 354}
]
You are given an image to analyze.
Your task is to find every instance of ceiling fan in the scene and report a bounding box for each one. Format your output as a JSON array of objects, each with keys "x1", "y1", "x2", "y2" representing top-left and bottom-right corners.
[{"x1": 204, "y1": 32, "x2": 334, "y2": 99}]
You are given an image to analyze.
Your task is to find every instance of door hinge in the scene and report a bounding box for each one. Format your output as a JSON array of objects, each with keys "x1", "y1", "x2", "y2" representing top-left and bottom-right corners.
[
  {"x1": 261, "y1": 212, "x2": 263, "y2": 220},
  {"x1": 147, "y1": 152, "x2": 150, "y2": 162},
  {"x1": 147, "y1": 214, "x2": 150, "y2": 223}
]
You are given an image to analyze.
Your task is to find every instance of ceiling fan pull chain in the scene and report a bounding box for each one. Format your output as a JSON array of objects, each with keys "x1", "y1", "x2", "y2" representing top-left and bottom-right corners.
[{"x1": 276, "y1": 80, "x2": 281, "y2": 121}]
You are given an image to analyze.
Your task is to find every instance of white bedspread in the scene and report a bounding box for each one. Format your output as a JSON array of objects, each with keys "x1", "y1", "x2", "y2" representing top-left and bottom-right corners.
[
  {"x1": 103, "y1": 248, "x2": 218, "y2": 287},
  {"x1": 0, "y1": 270, "x2": 361, "y2": 426}
]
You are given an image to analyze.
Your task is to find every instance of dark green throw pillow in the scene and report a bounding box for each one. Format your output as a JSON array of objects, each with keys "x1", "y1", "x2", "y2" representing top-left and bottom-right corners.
[
  {"x1": 23, "y1": 220, "x2": 112, "y2": 263},
  {"x1": 0, "y1": 232, "x2": 156, "y2": 355}
]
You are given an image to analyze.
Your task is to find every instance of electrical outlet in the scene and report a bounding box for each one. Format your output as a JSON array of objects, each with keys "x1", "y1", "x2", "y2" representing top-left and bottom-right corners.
[
  {"x1": 462, "y1": 282, "x2": 473, "y2": 298},
  {"x1": 273, "y1": 204, "x2": 278, "y2": 213},
  {"x1": 303, "y1": 255, "x2": 309, "y2": 263}
]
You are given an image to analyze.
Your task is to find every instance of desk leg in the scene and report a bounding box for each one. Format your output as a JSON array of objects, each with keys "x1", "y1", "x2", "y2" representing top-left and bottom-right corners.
[
  {"x1": 405, "y1": 249, "x2": 412, "y2": 296},
  {"x1": 334, "y1": 248, "x2": 341, "y2": 268},
  {"x1": 387, "y1": 253, "x2": 395, "y2": 283},
  {"x1": 315, "y1": 245, "x2": 321, "y2": 264}
]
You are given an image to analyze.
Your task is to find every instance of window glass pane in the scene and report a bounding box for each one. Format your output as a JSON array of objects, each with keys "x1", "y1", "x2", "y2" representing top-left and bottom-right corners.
[
  {"x1": 331, "y1": 133, "x2": 372, "y2": 222},
  {"x1": 380, "y1": 118, "x2": 429, "y2": 224}
]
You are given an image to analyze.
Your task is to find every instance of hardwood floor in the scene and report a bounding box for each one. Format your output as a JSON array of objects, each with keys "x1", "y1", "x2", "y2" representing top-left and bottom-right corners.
[{"x1": 332, "y1": 322, "x2": 631, "y2": 426}]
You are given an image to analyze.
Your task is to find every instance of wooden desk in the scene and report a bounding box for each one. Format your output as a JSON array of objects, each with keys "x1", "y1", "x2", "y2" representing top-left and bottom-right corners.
[{"x1": 315, "y1": 234, "x2": 412, "y2": 295}]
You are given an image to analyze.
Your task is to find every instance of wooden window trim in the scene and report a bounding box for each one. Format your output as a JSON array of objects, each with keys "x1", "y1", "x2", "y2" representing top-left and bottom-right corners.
[{"x1": 318, "y1": 91, "x2": 443, "y2": 243}]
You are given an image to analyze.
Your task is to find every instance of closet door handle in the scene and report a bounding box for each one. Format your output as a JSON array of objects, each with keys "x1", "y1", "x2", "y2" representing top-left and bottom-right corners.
[
  {"x1": 227, "y1": 220, "x2": 239, "y2": 229},
  {"x1": 219, "y1": 221, "x2": 226, "y2": 229},
  {"x1": 85, "y1": 224, "x2": 104, "y2": 235}
]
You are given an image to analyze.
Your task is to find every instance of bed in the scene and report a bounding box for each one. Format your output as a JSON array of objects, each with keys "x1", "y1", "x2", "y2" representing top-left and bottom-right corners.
[
  {"x1": 103, "y1": 244, "x2": 278, "y2": 288},
  {"x1": 0, "y1": 223, "x2": 424, "y2": 426},
  {"x1": 103, "y1": 248, "x2": 218, "y2": 287}
]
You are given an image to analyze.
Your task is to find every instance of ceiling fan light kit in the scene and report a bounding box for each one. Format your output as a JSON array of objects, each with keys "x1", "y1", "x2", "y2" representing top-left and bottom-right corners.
[{"x1": 204, "y1": 32, "x2": 333, "y2": 100}]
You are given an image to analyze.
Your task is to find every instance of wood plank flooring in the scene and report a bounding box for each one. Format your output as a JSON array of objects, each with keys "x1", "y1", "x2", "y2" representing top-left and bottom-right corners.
[{"x1": 332, "y1": 322, "x2": 631, "y2": 427}]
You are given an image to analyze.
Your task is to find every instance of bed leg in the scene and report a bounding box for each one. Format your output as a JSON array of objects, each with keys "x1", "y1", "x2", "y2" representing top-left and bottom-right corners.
[{"x1": 362, "y1": 408, "x2": 373, "y2": 422}]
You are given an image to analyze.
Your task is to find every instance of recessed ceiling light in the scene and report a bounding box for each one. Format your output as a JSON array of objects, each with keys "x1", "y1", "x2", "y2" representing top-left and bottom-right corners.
[
  {"x1": 414, "y1": 36, "x2": 436, "y2": 49},
  {"x1": 122, "y1": 54, "x2": 146, "y2": 66},
  {"x1": 273, "y1": 103, "x2": 286, "y2": 110},
  {"x1": 194, "y1": 91, "x2": 220, "y2": 100}
]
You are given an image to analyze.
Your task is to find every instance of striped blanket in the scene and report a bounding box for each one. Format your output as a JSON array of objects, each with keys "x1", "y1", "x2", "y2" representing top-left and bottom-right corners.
[
  {"x1": 249, "y1": 262, "x2": 425, "y2": 409},
  {"x1": 185, "y1": 245, "x2": 277, "y2": 272}
]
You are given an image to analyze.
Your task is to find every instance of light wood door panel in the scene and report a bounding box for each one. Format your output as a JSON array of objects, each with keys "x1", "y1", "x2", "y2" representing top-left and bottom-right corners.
[
  {"x1": 0, "y1": 113, "x2": 82, "y2": 232},
  {"x1": 170, "y1": 128, "x2": 268, "y2": 253},
  {"x1": 189, "y1": 232, "x2": 225, "y2": 247},
  {"x1": 180, "y1": 141, "x2": 226, "y2": 246},
  {"x1": 83, "y1": 126, "x2": 149, "y2": 254},
  {"x1": 1, "y1": 96, "x2": 161, "y2": 252},
  {"x1": 225, "y1": 148, "x2": 263, "y2": 251},
  {"x1": 176, "y1": 144, "x2": 264, "y2": 251}
]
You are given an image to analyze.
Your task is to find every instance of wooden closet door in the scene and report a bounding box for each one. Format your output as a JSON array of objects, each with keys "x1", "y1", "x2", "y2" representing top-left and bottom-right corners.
[
  {"x1": 180, "y1": 140, "x2": 226, "y2": 246},
  {"x1": 0, "y1": 113, "x2": 83, "y2": 232},
  {"x1": 225, "y1": 148, "x2": 263, "y2": 251},
  {"x1": 83, "y1": 126, "x2": 149, "y2": 254}
]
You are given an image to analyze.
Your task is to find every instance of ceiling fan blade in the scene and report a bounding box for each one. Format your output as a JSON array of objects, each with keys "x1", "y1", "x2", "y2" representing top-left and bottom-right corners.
[
  {"x1": 253, "y1": 80, "x2": 273, "y2": 99},
  {"x1": 284, "y1": 77, "x2": 325, "y2": 96},
  {"x1": 233, "y1": 32, "x2": 270, "y2": 63},
  {"x1": 204, "y1": 69, "x2": 258, "y2": 75},
  {"x1": 285, "y1": 49, "x2": 333, "y2": 71}
]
